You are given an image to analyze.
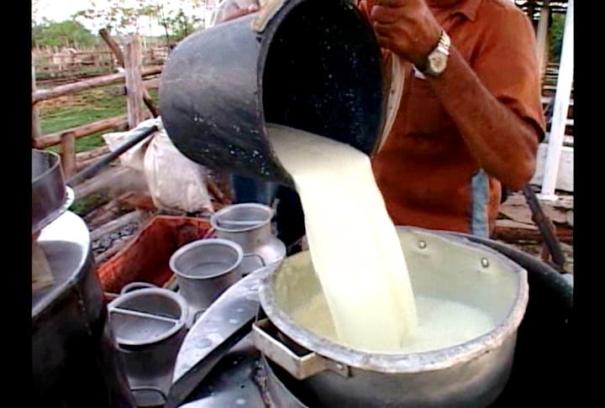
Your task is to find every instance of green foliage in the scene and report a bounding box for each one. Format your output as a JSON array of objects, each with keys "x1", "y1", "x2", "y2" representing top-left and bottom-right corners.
[
  {"x1": 69, "y1": 192, "x2": 109, "y2": 216},
  {"x1": 549, "y1": 13, "x2": 565, "y2": 63},
  {"x1": 32, "y1": 20, "x2": 97, "y2": 48},
  {"x1": 73, "y1": 0, "x2": 206, "y2": 44},
  {"x1": 158, "y1": 8, "x2": 202, "y2": 42}
]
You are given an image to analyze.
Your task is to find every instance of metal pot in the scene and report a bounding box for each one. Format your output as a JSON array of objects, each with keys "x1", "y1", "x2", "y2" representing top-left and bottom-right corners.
[
  {"x1": 253, "y1": 227, "x2": 529, "y2": 407},
  {"x1": 211, "y1": 203, "x2": 286, "y2": 274},
  {"x1": 32, "y1": 149, "x2": 74, "y2": 234},
  {"x1": 160, "y1": 0, "x2": 384, "y2": 185},
  {"x1": 170, "y1": 238, "x2": 245, "y2": 319},
  {"x1": 108, "y1": 288, "x2": 188, "y2": 407},
  {"x1": 32, "y1": 211, "x2": 135, "y2": 407}
]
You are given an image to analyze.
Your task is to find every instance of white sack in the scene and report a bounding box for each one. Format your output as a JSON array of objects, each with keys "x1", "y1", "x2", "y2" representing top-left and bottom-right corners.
[{"x1": 103, "y1": 118, "x2": 214, "y2": 213}]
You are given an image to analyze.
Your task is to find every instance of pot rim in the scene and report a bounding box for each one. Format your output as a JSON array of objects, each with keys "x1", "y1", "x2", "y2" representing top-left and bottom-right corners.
[
  {"x1": 169, "y1": 238, "x2": 244, "y2": 280},
  {"x1": 108, "y1": 288, "x2": 188, "y2": 348},
  {"x1": 32, "y1": 149, "x2": 73, "y2": 234},
  {"x1": 258, "y1": 227, "x2": 529, "y2": 374},
  {"x1": 210, "y1": 203, "x2": 274, "y2": 233}
]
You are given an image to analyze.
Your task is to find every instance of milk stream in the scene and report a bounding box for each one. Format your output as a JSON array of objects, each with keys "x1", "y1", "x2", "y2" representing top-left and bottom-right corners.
[{"x1": 267, "y1": 124, "x2": 418, "y2": 352}]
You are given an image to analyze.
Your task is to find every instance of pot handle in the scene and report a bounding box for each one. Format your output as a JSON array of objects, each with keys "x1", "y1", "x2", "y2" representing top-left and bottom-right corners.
[
  {"x1": 120, "y1": 281, "x2": 157, "y2": 295},
  {"x1": 252, "y1": 318, "x2": 350, "y2": 380},
  {"x1": 243, "y1": 253, "x2": 266, "y2": 266}
]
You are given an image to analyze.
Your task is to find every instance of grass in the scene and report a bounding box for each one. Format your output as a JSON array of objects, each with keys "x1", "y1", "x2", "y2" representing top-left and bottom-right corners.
[
  {"x1": 39, "y1": 84, "x2": 160, "y2": 215},
  {"x1": 39, "y1": 86, "x2": 159, "y2": 153},
  {"x1": 70, "y1": 192, "x2": 109, "y2": 217},
  {"x1": 36, "y1": 66, "x2": 113, "y2": 82}
]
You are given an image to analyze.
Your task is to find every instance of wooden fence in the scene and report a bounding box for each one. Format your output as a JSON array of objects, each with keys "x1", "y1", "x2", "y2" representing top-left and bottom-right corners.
[
  {"x1": 33, "y1": 45, "x2": 168, "y2": 82},
  {"x1": 32, "y1": 35, "x2": 161, "y2": 178}
]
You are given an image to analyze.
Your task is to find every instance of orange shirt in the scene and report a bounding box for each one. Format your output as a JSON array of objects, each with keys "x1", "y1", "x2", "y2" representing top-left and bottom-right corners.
[{"x1": 371, "y1": 0, "x2": 545, "y2": 237}]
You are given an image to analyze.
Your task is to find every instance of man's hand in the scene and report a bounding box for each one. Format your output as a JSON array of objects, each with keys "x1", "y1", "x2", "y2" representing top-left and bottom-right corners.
[
  {"x1": 213, "y1": 0, "x2": 260, "y2": 25},
  {"x1": 370, "y1": 0, "x2": 442, "y2": 66}
]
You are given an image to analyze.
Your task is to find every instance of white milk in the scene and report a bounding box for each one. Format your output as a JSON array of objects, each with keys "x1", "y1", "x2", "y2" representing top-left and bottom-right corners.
[
  {"x1": 267, "y1": 124, "x2": 417, "y2": 352},
  {"x1": 291, "y1": 293, "x2": 495, "y2": 354}
]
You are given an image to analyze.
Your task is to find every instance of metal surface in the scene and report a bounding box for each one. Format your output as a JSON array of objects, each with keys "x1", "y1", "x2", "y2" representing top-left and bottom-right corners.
[
  {"x1": 446, "y1": 232, "x2": 573, "y2": 407},
  {"x1": 32, "y1": 149, "x2": 73, "y2": 234},
  {"x1": 173, "y1": 230, "x2": 572, "y2": 407},
  {"x1": 253, "y1": 318, "x2": 350, "y2": 380},
  {"x1": 32, "y1": 211, "x2": 135, "y2": 407},
  {"x1": 170, "y1": 239, "x2": 245, "y2": 319},
  {"x1": 109, "y1": 288, "x2": 188, "y2": 406},
  {"x1": 169, "y1": 270, "x2": 265, "y2": 407},
  {"x1": 160, "y1": 0, "x2": 384, "y2": 186},
  {"x1": 211, "y1": 204, "x2": 286, "y2": 274},
  {"x1": 177, "y1": 337, "x2": 307, "y2": 408},
  {"x1": 257, "y1": 227, "x2": 529, "y2": 407}
]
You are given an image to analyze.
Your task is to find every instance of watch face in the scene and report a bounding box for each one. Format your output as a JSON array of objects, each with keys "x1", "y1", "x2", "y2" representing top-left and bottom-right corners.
[{"x1": 429, "y1": 53, "x2": 447, "y2": 74}]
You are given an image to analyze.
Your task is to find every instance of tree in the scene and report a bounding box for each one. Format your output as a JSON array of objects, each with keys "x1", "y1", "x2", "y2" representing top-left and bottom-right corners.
[
  {"x1": 73, "y1": 0, "x2": 149, "y2": 36},
  {"x1": 73, "y1": 0, "x2": 208, "y2": 41},
  {"x1": 549, "y1": 13, "x2": 565, "y2": 63},
  {"x1": 32, "y1": 20, "x2": 97, "y2": 48},
  {"x1": 158, "y1": 8, "x2": 202, "y2": 43}
]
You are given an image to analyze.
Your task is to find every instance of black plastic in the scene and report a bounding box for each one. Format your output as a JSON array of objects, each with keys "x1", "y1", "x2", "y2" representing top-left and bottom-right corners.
[{"x1": 160, "y1": 0, "x2": 384, "y2": 186}]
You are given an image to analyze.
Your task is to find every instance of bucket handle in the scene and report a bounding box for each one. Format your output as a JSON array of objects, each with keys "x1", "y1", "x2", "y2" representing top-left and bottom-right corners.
[
  {"x1": 252, "y1": 318, "x2": 350, "y2": 380},
  {"x1": 120, "y1": 281, "x2": 157, "y2": 295},
  {"x1": 243, "y1": 253, "x2": 266, "y2": 267}
]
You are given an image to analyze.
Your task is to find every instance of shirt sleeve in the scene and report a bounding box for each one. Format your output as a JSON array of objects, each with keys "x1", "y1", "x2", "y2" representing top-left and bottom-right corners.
[{"x1": 470, "y1": 5, "x2": 546, "y2": 140}]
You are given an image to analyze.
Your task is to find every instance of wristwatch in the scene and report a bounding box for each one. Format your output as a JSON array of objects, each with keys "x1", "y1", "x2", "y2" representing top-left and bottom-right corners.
[{"x1": 417, "y1": 30, "x2": 451, "y2": 77}]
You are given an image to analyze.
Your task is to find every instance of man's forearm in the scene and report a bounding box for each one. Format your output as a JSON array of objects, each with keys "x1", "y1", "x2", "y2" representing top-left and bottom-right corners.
[{"x1": 426, "y1": 46, "x2": 539, "y2": 191}]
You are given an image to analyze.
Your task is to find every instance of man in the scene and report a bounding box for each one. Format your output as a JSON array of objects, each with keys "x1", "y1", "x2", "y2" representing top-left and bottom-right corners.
[{"x1": 216, "y1": 0, "x2": 544, "y2": 238}]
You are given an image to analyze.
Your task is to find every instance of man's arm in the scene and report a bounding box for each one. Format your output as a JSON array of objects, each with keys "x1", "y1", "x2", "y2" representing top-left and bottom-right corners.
[
  {"x1": 371, "y1": 0, "x2": 543, "y2": 191},
  {"x1": 427, "y1": 46, "x2": 539, "y2": 191}
]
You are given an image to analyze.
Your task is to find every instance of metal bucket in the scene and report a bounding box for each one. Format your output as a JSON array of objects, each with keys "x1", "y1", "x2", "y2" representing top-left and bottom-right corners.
[
  {"x1": 108, "y1": 288, "x2": 188, "y2": 407},
  {"x1": 160, "y1": 0, "x2": 385, "y2": 185},
  {"x1": 211, "y1": 203, "x2": 286, "y2": 274},
  {"x1": 170, "y1": 238, "x2": 245, "y2": 318},
  {"x1": 253, "y1": 227, "x2": 529, "y2": 407}
]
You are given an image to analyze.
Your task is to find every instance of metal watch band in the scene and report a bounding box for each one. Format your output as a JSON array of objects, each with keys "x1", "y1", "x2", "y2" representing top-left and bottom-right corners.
[{"x1": 417, "y1": 30, "x2": 451, "y2": 77}]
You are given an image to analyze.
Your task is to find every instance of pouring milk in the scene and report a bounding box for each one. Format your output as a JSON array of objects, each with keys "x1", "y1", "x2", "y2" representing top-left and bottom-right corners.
[{"x1": 267, "y1": 124, "x2": 495, "y2": 353}]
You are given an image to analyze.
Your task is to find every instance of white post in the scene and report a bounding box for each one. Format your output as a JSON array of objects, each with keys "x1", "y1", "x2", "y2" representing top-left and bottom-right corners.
[
  {"x1": 539, "y1": 0, "x2": 573, "y2": 201},
  {"x1": 536, "y1": 0, "x2": 550, "y2": 76}
]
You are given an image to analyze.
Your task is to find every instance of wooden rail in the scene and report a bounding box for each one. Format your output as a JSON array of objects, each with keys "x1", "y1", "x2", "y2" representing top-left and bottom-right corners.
[
  {"x1": 32, "y1": 34, "x2": 160, "y2": 180},
  {"x1": 33, "y1": 115, "x2": 129, "y2": 149},
  {"x1": 32, "y1": 66, "x2": 162, "y2": 104}
]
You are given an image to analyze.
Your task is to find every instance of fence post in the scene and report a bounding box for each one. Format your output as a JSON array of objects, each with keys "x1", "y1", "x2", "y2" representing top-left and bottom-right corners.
[
  {"x1": 61, "y1": 131, "x2": 77, "y2": 177},
  {"x1": 32, "y1": 65, "x2": 41, "y2": 144},
  {"x1": 536, "y1": 0, "x2": 550, "y2": 77},
  {"x1": 124, "y1": 36, "x2": 145, "y2": 129}
]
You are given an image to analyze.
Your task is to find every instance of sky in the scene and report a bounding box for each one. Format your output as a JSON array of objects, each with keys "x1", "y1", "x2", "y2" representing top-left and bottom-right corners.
[
  {"x1": 33, "y1": 0, "x2": 217, "y2": 36},
  {"x1": 35, "y1": 0, "x2": 87, "y2": 23}
]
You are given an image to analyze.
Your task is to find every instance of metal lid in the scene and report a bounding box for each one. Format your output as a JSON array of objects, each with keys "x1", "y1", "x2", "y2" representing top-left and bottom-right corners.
[
  {"x1": 32, "y1": 150, "x2": 73, "y2": 235},
  {"x1": 108, "y1": 288, "x2": 188, "y2": 348}
]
